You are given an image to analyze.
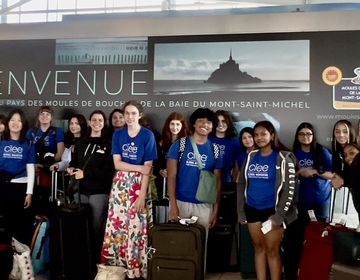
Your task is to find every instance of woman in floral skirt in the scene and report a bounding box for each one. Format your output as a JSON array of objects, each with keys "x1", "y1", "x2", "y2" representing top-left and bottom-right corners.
[{"x1": 100, "y1": 100, "x2": 157, "y2": 279}]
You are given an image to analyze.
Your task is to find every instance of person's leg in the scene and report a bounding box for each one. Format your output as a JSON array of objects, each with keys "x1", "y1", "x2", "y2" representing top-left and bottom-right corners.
[
  {"x1": 264, "y1": 225, "x2": 284, "y2": 280},
  {"x1": 88, "y1": 194, "x2": 110, "y2": 263},
  {"x1": 247, "y1": 222, "x2": 267, "y2": 280}
]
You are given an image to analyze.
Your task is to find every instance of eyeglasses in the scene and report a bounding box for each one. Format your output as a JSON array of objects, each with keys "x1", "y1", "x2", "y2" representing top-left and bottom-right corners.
[{"x1": 298, "y1": 132, "x2": 313, "y2": 137}]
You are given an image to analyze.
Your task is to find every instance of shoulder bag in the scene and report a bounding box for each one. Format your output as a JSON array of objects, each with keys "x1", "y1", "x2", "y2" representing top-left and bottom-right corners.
[{"x1": 189, "y1": 137, "x2": 217, "y2": 204}]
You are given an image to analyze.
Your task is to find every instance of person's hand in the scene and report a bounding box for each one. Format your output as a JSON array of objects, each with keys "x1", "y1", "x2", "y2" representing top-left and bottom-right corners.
[
  {"x1": 35, "y1": 163, "x2": 44, "y2": 172},
  {"x1": 73, "y1": 169, "x2": 84, "y2": 180},
  {"x1": 134, "y1": 195, "x2": 146, "y2": 213},
  {"x1": 50, "y1": 163, "x2": 59, "y2": 171},
  {"x1": 24, "y1": 194, "x2": 32, "y2": 209},
  {"x1": 159, "y1": 169, "x2": 167, "y2": 178},
  {"x1": 66, "y1": 167, "x2": 75, "y2": 175},
  {"x1": 331, "y1": 174, "x2": 344, "y2": 189}
]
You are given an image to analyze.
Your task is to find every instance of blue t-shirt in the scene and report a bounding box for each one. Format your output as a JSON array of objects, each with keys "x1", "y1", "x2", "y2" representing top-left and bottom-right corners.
[
  {"x1": 112, "y1": 127, "x2": 157, "y2": 164},
  {"x1": 246, "y1": 150, "x2": 278, "y2": 210},
  {"x1": 26, "y1": 127, "x2": 64, "y2": 154},
  {"x1": 295, "y1": 148, "x2": 332, "y2": 207},
  {"x1": 0, "y1": 139, "x2": 36, "y2": 178},
  {"x1": 167, "y1": 137, "x2": 223, "y2": 204},
  {"x1": 210, "y1": 136, "x2": 240, "y2": 183}
]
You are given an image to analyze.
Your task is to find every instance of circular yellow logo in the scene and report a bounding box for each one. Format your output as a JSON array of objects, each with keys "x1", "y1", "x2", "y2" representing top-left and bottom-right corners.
[{"x1": 322, "y1": 66, "x2": 342, "y2": 86}]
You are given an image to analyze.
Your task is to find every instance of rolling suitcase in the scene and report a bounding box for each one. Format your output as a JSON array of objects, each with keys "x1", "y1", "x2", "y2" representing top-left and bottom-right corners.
[
  {"x1": 148, "y1": 223, "x2": 205, "y2": 280},
  {"x1": 206, "y1": 189, "x2": 237, "y2": 272},
  {"x1": 207, "y1": 224, "x2": 234, "y2": 272},
  {"x1": 298, "y1": 188, "x2": 354, "y2": 280},
  {"x1": 49, "y1": 171, "x2": 93, "y2": 280}
]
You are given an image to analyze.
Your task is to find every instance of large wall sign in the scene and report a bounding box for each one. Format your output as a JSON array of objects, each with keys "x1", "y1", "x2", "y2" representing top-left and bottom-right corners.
[{"x1": 0, "y1": 31, "x2": 360, "y2": 146}]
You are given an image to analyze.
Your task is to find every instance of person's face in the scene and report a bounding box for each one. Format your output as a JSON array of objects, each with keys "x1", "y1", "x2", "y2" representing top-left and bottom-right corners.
[
  {"x1": 38, "y1": 111, "x2": 52, "y2": 125},
  {"x1": 297, "y1": 128, "x2": 314, "y2": 146},
  {"x1": 69, "y1": 117, "x2": 81, "y2": 136},
  {"x1": 241, "y1": 132, "x2": 254, "y2": 149},
  {"x1": 169, "y1": 120, "x2": 182, "y2": 136},
  {"x1": 216, "y1": 115, "x2": 228, "y2": 134},
  {"x1": 124, "y1": 105, "x2": 141, "y2": 126},
  {"x1": 344, "y1": 145, "x2": 360, "y2": 165},
  {"x1": 194, "y1": 118, "x2": 213, "y2": 137},
  {"x1": 89, "y1": 113, "x2": 104, "y2": 134},
  {"x1": 334, "y1": 123, "x2": 349, "y2": 146},
  {"x1": 8, "y1": 113, "x2": 22, "y2": 134},
  {"x1": 111, "y1": 112, "x2": 125, "y2": 129},
  {"x1": 254, "y1": 126, "x2": 273, "y2": 149}
]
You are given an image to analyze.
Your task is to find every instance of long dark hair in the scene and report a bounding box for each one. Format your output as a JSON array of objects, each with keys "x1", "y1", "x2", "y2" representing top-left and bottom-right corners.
[
  {"x1": 64, "y1": 114, "x2": 88, "y2": 148},
  {"x1": 212, "y1": 110, "x2": 237, "y2": 138},
  {"x1": 293, "y1": 122, "x2": 326, "y2": 172},
  {"x1": 87, "y1": 110, "x2": 108, "y2": 141},
  {"x1": 4, "y1": 109, "x2": 28, "y2": 143},
  {"x1": 254, "y1": 120, "x2": 288, "y2": 151},
  {"x1": 331, "y1": 119, "x2": 356, "y2": 174}
]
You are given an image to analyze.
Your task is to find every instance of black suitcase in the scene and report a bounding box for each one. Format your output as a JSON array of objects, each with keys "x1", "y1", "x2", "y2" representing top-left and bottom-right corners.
[
  {"x1": 239, "y1": 223, "x2": 256, "y2": 279},
  {"x1": 217, "y1": 190, "x2": 237, "y2": 227},
  {"x1": 148, "y1": 223, "x2": 205, "y2": 280},
  {"x1": 334, "y1": 231, "x2": 360, "y2": 266},
  {"x1": 206, "y1": 224, "x2": 234, "y2": 272},
  {"x1": 49, "y1": 171, "x2": 93, "y2": 280}
]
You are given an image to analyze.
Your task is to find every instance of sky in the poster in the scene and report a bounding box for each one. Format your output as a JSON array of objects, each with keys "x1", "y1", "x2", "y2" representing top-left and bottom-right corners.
[{"x1": 154, "y1": 40, "x2": 309, "y2": 81}]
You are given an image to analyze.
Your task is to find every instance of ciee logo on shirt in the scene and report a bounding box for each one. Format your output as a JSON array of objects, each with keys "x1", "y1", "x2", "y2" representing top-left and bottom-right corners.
[
  {"x1": 186, "y1": 151, "x2": 207, "y2": 167},
  {"x1": 4, "y1": 145, "x2": 23, "y2": 154},
  {"x1": 298, "y1": 158, "x2": 313, "y2": 168},
  {"x1": 248, "y1": 163, "x2": 269, "y2": 178},
  {"x1": 122, "y1": 143, "x2": 138, "y2": 154}
]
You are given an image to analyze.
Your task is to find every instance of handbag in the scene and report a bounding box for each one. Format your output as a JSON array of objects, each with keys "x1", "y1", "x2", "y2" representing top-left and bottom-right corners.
[
  {"x1": 189, "y1": 137, "x2": 217, "y2": 204},
  {"x1": 9, "y1": 238, "x2": 35, "y2": 280},
  {"x1": 94, "y1": 264, "x2": 126, "y2": 280}
]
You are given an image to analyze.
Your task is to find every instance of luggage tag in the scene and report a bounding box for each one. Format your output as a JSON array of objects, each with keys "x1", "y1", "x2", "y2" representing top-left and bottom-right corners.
[
  {"x1": 308, "y1": 210, "x2": 317, "y2": 222},
  {"x1": 261, "y1": 220, "x2": 272, "y2": 234},
  {"x1": 178, "y1": 216, "x2": 199, "y2": 226}
]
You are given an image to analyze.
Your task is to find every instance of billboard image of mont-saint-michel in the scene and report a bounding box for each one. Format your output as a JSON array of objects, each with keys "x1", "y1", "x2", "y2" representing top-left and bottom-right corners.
[{"x1": 153, "y1": 40, "x2": 309, "y2": 95}]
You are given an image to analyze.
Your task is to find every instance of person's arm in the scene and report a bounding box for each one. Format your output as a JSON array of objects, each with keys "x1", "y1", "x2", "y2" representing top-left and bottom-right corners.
[
  {"x1": 237, "y1": 161, "x2": 247, "y2": 223},
  {"x1": 113, "y1": 154, "x2": 152, "y2": 175},
  {"x1": 209, "y1": 168, "x2": 222, "y2": 228},
  {"x1": 270, "y1": 152, "x2": 296, "y2": 226},
  {"x1": 55, "y1": 141, "x2": 65, "y2": 162},
  {"x1": 167, "y1": 158, "x2": 179, "y2": 221},
  {"x1": 24, "y1": 163, "x2": 35, "y2": 208},
  {"x1": 133, "y1": 160, "x2": 153, "y2": 213}
]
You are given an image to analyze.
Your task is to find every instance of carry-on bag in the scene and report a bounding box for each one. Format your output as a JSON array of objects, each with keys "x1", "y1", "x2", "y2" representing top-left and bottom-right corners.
[
  {"x1": 49, "y1": 171, "x2": 93, "y2": 280},
  {"x1": 333, "y1": 231, "x2": 360, "y2": 265},
  {"x1": 207, "y1": 224, "x2": 234, "y2": 272},
  {"x1": 238, "y1": 223, "x2": 256, "y2": 279},
  {"x1": 148, "y1": 223, "x2": 205, "y2": 280},
  {"x1": 298, "y1": 188, "x2": 354, "y2": 280}
]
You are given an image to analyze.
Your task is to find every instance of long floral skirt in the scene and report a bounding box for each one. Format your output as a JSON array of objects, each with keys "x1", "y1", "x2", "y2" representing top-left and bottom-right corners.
[{"x1": 100, "y1": 171, "x2": 153, "y2": 278}]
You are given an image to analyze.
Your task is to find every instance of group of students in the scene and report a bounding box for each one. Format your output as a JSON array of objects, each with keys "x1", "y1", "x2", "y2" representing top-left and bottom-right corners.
[{"x1": 0, "y1": 104, "x2": 360, "y2": 280}]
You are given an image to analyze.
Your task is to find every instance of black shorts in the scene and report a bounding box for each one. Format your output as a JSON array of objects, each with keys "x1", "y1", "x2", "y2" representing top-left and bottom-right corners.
[{"x1": 244, "y1": 204, "x2": 275, "y2": 223}]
